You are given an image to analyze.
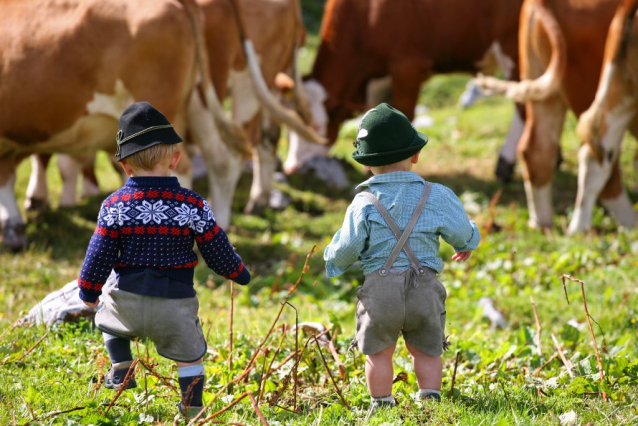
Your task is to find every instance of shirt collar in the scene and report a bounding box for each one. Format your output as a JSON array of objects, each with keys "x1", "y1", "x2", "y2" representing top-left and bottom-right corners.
[
  {"x1": 356, "y1": 171, "x2": 424, "y2": 189},
  {"x1": 125, "y1": 176, "x2": 180, "y2": 188}
]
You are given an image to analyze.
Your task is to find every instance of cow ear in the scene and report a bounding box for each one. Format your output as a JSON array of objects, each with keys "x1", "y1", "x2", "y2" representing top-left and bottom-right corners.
[{"x1": 274, "y1": 72, "x2": 295, "y2": 93}]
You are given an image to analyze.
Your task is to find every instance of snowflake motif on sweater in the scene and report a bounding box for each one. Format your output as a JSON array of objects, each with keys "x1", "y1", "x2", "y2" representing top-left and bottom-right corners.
[{"x1": 78, "y1": 176, "x2": 250, "y2": 303}]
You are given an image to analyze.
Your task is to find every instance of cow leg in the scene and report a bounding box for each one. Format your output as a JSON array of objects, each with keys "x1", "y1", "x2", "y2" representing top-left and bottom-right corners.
[
  {"x1": 188, "y1": 90, "x2": 243, "y2": 229},
  {"x1": 0, "y1": 162, "x2": 26, "y2": 251},
  {"x1": 496, "y1": 106, "x2": 525, "y2": 182},
  {"x1": 25, "y1": 154, "x2": 51, "y2": 212},
  {"x1": 628, "y1": 117, "x2": 638, "y2": 187},
  {"x1": 80, "y1": 157, "x2": 101, "y2": 198},
  {"x1": 599, "y1": 160, "x2": 636, "y2": 229},
  {"x1": 569, "y1": 97, "x2": 636, "y2": 233},
  {"x1": 388, "y1": 61, "x2": 430, "y2": 121},
  {"x1": 58, "y1": 154, "x2": 83, "y2": 207},
  {"x1": 245, "y1": 114, "x2": 279, "y2": 214},
  {"x1": 519, "y1": 95, "x2": 567, "y2": 228}
]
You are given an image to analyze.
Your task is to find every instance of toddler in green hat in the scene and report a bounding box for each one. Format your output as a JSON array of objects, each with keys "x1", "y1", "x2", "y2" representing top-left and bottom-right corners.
[{"x1": 324, "y1": 103, "x2": 481, "y2": 413}]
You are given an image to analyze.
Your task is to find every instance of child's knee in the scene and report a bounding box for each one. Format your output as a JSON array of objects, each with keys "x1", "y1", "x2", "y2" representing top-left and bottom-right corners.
[{"x1": 405, "y1": 342, "x2": 438, "y2": 360}]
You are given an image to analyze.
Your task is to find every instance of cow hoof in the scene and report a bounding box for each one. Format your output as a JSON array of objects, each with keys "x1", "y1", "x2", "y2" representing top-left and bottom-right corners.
[
  {"x1": 299, "y1": 156, "x2": 350, "y2": 189},
  {"x1": 244, "y1": 197, "x2": 267, "y2": 216},
  {"x1": 495, "y1": 157, "x2": 515, "y2": 182},
  {"x1": 269, "y1": 189, "x2": 291, "y2": 210},
  {"x1": 2, "y1": 221, "x2": 27, "y2": 252},
  {"x1": 24, "y1": 197, "x2": 49, "y2": 213}
]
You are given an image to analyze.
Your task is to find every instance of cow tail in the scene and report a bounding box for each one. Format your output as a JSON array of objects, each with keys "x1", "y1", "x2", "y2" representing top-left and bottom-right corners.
[
  {"x1": 177, "y1": 0, "x2": 249, "y2": 155},
  {"x1": 226, "y1": 0, "x2": 327, "y2": 144},
  {"x1": 474, "y1": 0, "x2": 567, "y2": 103},
  {"x1": 577, "y1": 0, "x2": 638, "y2": 161}
]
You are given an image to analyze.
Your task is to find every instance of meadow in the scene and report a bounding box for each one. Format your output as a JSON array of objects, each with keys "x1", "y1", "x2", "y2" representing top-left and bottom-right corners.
[{"x1": 1, "y1": 2, "x2": 638, "y2": 424}]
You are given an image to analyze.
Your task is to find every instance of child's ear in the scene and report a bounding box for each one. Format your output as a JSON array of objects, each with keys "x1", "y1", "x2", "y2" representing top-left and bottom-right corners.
[
  {"x1": 169, "y1": 149, "x2": 182, "y2": 171},
  {"x1": 119, "y1": 160, "x2": 134, "y2": 176},
  {"x1": 411, "y1": 151, "x2": 421, "y2": 164}
]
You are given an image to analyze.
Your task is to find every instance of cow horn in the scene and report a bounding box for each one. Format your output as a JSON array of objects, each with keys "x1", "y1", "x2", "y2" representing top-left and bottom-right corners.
[
  {"x1": 178, "y1": 0, "x2": 250, "y2": 156},
  {"x1": 289, "y1": 0, "x2": 313, "y2": 125},
  {"x1": 227, "y1": 0, "x2": 327, "y2": 144},
  {"x1": 242, "y1": 40, "x2": 327, "y2": 144},
  {"x1": 577, "y1": 0, "x2": 638, "y2": 162},
  {"x1": 473, "y1": 0, "x2": 567, "y2": 103}
]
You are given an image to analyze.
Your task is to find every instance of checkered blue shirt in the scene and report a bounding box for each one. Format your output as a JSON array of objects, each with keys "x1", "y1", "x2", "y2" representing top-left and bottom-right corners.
[{"x1": 324, "y1": 171, "x2": 481, "y2": 277}]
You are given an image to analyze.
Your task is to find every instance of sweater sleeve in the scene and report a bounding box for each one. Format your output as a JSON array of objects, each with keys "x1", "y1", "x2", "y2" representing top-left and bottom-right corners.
[
  {"x1": 194, "y1": 199, "x2": 251, "y2": 285},
  {"x1": 78, "y1": 200, "x2": 121, "y2": 303}
]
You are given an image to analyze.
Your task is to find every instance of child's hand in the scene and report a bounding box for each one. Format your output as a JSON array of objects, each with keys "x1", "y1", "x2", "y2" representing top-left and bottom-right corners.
[
  {"x1": 452, "y1": 251, "x2": 472, "y2": 262},
  {"x1": 83, "y1": 299, "x2": 100, "y2": 309}
]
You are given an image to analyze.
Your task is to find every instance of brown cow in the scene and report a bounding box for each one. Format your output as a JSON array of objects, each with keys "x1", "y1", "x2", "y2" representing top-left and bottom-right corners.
[
  {"x1": 283, "y1": 0, "x2": 524, "y2": 174},
  {"x1": 0, "y1": 0, "x2": 246, "y2": 250},
  {"x1": 29, "y1": 0, "x2": 320, "y2": 221},
  {"x1": 476, "y1": 0, "x2": 635, "y2": 232}
]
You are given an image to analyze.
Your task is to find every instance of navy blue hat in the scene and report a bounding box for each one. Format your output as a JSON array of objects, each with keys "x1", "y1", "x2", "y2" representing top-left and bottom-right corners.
[{"x1": 116, "y1": 102, "x2": 182, "y2": 161}]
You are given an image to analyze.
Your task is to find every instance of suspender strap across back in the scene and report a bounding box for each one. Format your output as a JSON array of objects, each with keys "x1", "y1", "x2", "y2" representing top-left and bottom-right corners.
[{"x1": 361, "y1": 181, "x2": 433, "y2": 276}]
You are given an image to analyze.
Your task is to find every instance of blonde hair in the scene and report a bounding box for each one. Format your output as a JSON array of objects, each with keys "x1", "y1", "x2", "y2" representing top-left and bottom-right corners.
[{"x1": 123, "y1": 143, "x2": 178, "y2": 171}]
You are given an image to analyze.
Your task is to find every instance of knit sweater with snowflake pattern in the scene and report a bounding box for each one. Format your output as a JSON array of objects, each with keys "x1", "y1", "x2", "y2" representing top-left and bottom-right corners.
[{"x1": 78, "y1": 176, "x2": 250, "y2": 303}]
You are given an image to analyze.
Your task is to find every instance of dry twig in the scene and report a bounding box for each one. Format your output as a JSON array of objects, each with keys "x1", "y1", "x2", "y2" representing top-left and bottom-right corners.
[
  {"x1": 187, "y1": 247, "x2": 318, "y2": 425},
  {"x1": 3, "y1": 331, "x2": 49, "y2": 365},
  {"x1": 550, "y1": 334, "x2": 574, "y2": 378},
  {"x1": 195, "y1": 392, "x2": 248, "y2": 425},
  {"x1": 248, "y1": 391, "x2": 269, "y2": 426},
  {"x1": 533, "y1": 353, "x2": 559, "y2": 376},
  {"x1": 313, "y1": 336, "x2": 350, "y2": 409},
  {"x1": 530, "y1": 296, "x2": 542, "y2": 356},
  {"x1": 449, "y1": 351, "x2": 461, "y2": 398},
  {"x1": 104, "y1": 359, "x2": 139, "y2": 415},
  {"x1": 560, "y1": 274, "x2": 607, "y2": 401},
  {"x1": 229, "y1": 281, "x2": 235, "y2": 374}
]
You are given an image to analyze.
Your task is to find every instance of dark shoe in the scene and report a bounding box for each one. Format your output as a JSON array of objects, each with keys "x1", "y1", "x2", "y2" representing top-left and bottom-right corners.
[
  {"x1": 420, "y1": 392, "x2": 441, "y2": 402},
  {"x1": 104, "y1": 361, "x2": 137, "y2": 391},
  {"x1": 366, "y1": 398, "x2": 396, "y2": 419},
  {"x1": 178, "y1": 401, "x2": 204, "y2": 420}
]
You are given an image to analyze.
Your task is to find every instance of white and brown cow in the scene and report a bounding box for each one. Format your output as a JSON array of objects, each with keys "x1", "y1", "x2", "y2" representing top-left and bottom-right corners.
[
  {"x1": 28, "y1": 0, "x2": 322, "y2": 222},
  {"x1": 476, "y1": 0, "x2": 636, "y2": 232},
  {"x1": 0, "y1": 0, "x2": 247, "y2": 250},
  {"x1": 572, "y1": 0, "x2": 638, "y2": 233},
  {"x1": 283, "y1": 0, "x2": 524, "y2": 176}
]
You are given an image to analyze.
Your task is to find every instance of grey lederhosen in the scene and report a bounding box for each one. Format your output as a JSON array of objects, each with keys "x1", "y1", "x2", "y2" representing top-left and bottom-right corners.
[
  {"x1": 354, "y1": 182, "x2": 448, "y2": 356},
  {"x1": 95, "y1": 273, "x2": 207, "y2": 363}
]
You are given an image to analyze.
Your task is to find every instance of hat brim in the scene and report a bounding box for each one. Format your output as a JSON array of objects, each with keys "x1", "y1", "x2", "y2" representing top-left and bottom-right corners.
[
  {"x1": 117, "y1": 127, "x2": 183, "y2": 161},
  {"x1": 352, "y1": 132, "x2": 428, "y2": 167}
]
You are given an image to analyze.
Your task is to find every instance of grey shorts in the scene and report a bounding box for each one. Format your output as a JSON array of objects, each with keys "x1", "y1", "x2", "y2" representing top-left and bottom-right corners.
[
  {"x1": 95, "y1": 285, "x2": 207, "y2": 363},
  {"x1": 355, "y1": 267, "x2": 447, "y2": 356}
]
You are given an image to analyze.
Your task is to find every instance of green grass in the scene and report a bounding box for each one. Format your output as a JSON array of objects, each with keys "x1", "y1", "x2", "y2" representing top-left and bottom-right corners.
[{"x1": 1, "y1": 2, "x2": 638, "y2": 424}]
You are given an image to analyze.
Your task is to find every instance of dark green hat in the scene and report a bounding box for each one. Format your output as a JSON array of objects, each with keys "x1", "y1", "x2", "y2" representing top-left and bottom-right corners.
[
  {"x1": 116, "y1": 102, "x2": 183, "y2": 161},
  {"x1": 351, "y1": 103, "x2": 428, "y2": 167}
]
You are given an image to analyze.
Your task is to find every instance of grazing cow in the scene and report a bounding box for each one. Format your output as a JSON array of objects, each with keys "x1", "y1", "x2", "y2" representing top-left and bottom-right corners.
[
  {"x1": 282, "y1": 0, "x2": 524, "y2": 176},
  {"x1": 476, "y1": 0, "x2": 635, "y2": 231},
  {"x1": 572, "y1": 0, "x2": 638, "y2": 233},
  {"x1": 0, "y1": 0, "x2": 247, "y2": 250},
  {"x1": 31, "y1": 0, "x2": 321, "y2": 220}
]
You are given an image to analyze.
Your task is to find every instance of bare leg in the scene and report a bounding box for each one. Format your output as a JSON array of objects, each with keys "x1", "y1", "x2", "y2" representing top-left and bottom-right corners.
[
  {"x1": 365, "y1": 344, "x2": 396, "y2": 397},
  {"x1": 405, "y1": 342, "x2": 442, "y2": 391}
]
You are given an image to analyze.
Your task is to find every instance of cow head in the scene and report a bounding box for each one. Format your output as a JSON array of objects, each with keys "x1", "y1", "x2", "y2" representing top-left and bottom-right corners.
[{"x1": 283, "y1": 79, "x2": 331, "y2": 174}]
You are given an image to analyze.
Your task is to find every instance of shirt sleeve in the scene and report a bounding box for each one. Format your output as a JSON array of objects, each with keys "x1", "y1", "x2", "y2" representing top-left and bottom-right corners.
[
  {"x1": 436, "y1": 187, "x2": 481, "y2": 252},
  {"x1": 194, "y1": 199, "x2": 250, "y2": 285},
  {"x1": 324, "y1": 199, "x2": 368, "y2": 278},
  {"x1": 78, "y1": 200, "x2": 120, "y2": 303}
]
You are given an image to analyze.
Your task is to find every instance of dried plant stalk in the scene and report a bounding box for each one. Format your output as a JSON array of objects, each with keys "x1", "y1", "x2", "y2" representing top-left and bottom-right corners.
[
  {"x1": 530, "y1": 296, "x2": 542, "y2": 356},
  {"x1": 560, "y1": 274, "x2": 607, "y2": 401}
]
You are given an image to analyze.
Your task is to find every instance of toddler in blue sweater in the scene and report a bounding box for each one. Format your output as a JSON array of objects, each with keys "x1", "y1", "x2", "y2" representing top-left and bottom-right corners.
[{"x1": 78, "y1": 102, "x2": 250, "y2": 418}]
